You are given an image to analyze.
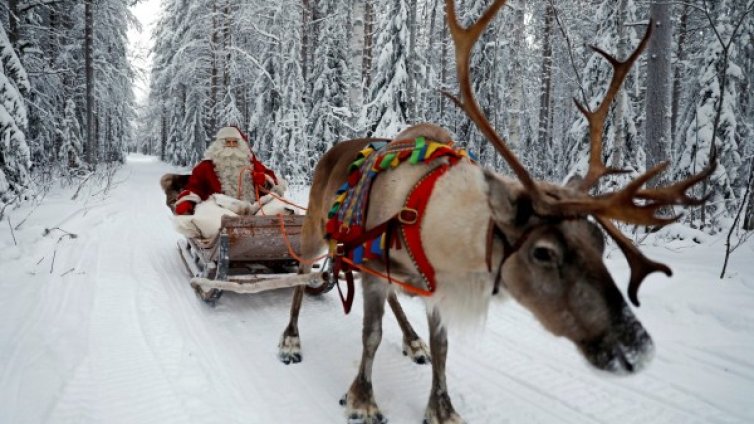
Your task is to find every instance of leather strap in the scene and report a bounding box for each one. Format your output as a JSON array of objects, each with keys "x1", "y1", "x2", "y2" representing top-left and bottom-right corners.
[{"x1": 400, "y1": 163, "x2": 452, "y2": 294}]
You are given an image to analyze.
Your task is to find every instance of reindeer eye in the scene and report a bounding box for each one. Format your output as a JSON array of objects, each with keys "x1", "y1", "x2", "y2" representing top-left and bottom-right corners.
[
  {"x1": 530, "y1": 242, "x2": 562, "y2": 266},
  {"x1": 533, "y1": 247, "x2": 554, "y2": 262}
]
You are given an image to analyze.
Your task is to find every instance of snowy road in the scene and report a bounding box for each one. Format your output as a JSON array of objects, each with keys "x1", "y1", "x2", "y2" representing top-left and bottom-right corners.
[{"x1": 1, "y1": 156, "x2": 753, "y2": 423}]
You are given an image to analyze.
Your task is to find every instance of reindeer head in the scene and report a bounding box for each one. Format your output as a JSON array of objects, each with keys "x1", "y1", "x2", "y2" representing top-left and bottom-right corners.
[{"x1": 445, "y1": 0, "x2": 714, "y2": 373}]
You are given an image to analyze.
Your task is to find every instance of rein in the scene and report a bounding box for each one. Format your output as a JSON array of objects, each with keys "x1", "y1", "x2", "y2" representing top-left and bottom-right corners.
[{"x1": 485, "y1": 220, "x2": 536, "y2": 295}]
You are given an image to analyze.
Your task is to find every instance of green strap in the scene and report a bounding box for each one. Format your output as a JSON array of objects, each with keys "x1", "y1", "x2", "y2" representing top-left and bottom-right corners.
[
  {"x1": 409, "y1": 136, "x2": 426, "y2": 164},
  {"x1": 348, "y1": 157, "x2": 367, "y2": 172},
  {"x1": 380, "y1": 152, "x2": 397, "y2": 169},
  {"x1": 328, "y1": 203, "x2": 341, "y2": 218}
]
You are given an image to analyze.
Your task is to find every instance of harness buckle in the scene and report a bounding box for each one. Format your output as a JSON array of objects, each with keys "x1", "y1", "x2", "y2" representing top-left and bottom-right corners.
[
  {"x1": 335, "y1": 243, "x2": 346, "y2": 256},
  {"x1": 399, "y1": 208, "x2": 419, "y2": 225}
]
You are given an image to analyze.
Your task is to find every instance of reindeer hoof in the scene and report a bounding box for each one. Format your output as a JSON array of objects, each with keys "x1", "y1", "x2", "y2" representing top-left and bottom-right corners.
[
  {"x1": 279, "y1": 353, "x2": 301, "y2": 364},
  {"x1": 278, "y1": 334, "x2": 302, "y2": 364},
  {"x1": 344, "y1": 391, "x2": 387, "y2": 423},
  {"x1": 424, "y1": 409, "x2": 465, "y2": 424},
  {"x1": 347, "y1": 411, "x2": 387, "y2": 424},
  {"x1": 424, "y1": 391, "x2": 465, "y2": 424},
  {"x1": 423, "y1": 413, "x2": 464, "y2": 424},
  {"x1": 402, "y1": 338, "x2": 431, "y2": 365}
]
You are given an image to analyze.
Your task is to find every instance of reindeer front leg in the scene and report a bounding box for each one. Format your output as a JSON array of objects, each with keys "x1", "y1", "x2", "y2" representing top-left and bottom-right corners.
[
  {"x1": 424, "y1": 309, "x2": 464, "y2": 424},
  {"x1": 342, "y1": 276, "x2": 388, "y2": 424}
]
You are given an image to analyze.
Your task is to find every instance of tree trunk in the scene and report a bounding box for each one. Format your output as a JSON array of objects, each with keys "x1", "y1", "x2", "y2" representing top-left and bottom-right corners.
[
  {"x1": 209, "y1": 0, "x2": 219, "y2": 133},
  {"x1": 745, "y1": 45, "x2": 754, "y2": 230},
  {"x1": 644, "y1": 2, "x2": 672, "y2": 188},
  {"x1": 223, "y1": 1, "x2": 231, "y2": 98},
  {"x1": 160, "y1": 108, "x2": 167, "y2": 161},
  {"x1": 351, "y1": 0, "x2": 365, "y2": 107},
  {"x1": 507, "y1": 0, "x2": 525, "y2": 150},
  {"x1": 721, "y1": 159, "x2": 754, "y2": 277},
  {"x1": 440, "y1": 0, "x2": 449, "y2": 122},
  {"x1": 8, "y1": 0, "x2": 20, "y2": 50},
  {"x1": 743, "y1": 162, "x2": 754, "y2": 230},
  {"x1": 407, "y1": 0, "x2": 418, "y2": 119},
  {"x1": 361, "y1": 0, "x2": 374, "y2": 99},
  {"x1": 301, "y1": 0, "x2": 311, "y2": 86},
  {"x1": 535, "y1": 2, "x2": 554, "y2": 178},
  {"x1": 610, "y1": 0, "x2": 628, "y2": 170},
  {"x1": 105, "y1": 112, "x2": 111, "y2": 162},
  {"x1": 85, "y1": 0, "x2": 96, "y2": 165},
  {"x1": 671, "y1": 3, "x2": 689, "y2": 139}
]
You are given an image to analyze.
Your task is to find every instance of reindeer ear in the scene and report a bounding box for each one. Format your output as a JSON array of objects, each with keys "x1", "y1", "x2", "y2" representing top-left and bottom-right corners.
[{"x1": 484, "y1": 170, "x2": 532, "y2": 227}]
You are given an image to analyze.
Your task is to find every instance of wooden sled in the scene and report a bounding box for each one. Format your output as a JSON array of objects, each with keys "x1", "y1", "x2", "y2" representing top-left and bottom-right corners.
[{"x1": 177, "y1": 214, "x2": 333, "y2": 304}]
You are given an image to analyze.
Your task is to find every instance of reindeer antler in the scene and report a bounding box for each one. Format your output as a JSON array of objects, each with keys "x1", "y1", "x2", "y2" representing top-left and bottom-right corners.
[
  {"x1": 567, "y1": 23, "x2": 716, "y2": 305},
  {"x1": 444, "y1": 2, "x2": 716, "y2": 306},
  {"x1": 574, "y1": 26, "x2": 653, "y2": 191},
  {"x1": 444, "y1": 0, "x2": 540, "y2": 197}
]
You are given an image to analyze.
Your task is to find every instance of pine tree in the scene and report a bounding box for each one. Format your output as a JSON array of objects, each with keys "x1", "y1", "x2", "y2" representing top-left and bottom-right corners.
[
  {"x1": 308, "y1": 0, "x2": 354, "y2": 170},
  {"x1": 676, "y1": 0, "x2": 746, "y2": 227},
  {"x1": 361, "y1": 0, "x2": 411, "y2": 137},
  {"x1": 247, "y1": 3, "x2": 282, "y2": 163},
  {"x1": 564, "y1": 0, "x2": 644, "y2": 188},
  {"x1": 0, "y1": 27, "x2": 31, "y2": 205},
  {"x1": 271, "y1": 1, "x2": 307, "y2": 181},
  {"x1": 57, "y1": 99, "x2": 85, "y2": 173}
]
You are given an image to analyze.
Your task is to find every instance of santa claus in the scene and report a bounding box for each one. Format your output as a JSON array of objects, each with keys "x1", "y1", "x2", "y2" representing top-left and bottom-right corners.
[{"x1": 175, "y1": 126, "x2": 282, "y2": 215}]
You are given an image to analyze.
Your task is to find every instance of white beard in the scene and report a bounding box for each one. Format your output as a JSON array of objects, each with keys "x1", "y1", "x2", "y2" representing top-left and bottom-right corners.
[{"x1": 204, "y1": 141, "x2": 256, "y2": 201}]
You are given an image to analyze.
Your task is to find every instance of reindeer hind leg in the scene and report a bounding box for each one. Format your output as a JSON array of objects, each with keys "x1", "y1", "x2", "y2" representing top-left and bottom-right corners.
[
  {"x1": 278, "y1": 214, "x2": 324, "y2": 365},
  {"x1": 387, "y1": 292, "x2": 431, "y2": 365}
]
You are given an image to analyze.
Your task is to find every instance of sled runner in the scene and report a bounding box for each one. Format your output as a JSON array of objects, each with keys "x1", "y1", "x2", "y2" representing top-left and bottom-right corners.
[{"x1": 177, "y1": 214, "x2": 333, "y2": 304}]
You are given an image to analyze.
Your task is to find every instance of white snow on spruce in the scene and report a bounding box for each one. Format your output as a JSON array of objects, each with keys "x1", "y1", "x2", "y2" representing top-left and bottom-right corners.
[{"x1": 1, "y1": 155, "x2": 753, "y2": 423}]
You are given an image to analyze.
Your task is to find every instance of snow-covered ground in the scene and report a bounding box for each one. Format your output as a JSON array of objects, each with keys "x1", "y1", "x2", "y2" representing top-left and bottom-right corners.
[{"x1": 1, "y1": 155, "x2": 753, "y2": 424}]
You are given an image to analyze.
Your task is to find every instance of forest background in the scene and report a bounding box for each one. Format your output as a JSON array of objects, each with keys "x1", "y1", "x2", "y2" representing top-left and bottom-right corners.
[{"x1": 1, "y1": 0, "x2": 754, "y2": 235}]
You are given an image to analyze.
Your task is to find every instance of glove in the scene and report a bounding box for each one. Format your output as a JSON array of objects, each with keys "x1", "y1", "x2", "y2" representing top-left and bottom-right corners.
[
  {"x1": 175, "y1": 201, "x2": 195, "y2": 215},
  {"x1": 252, "y1": 171, "x2": 268, "y2": 187}
]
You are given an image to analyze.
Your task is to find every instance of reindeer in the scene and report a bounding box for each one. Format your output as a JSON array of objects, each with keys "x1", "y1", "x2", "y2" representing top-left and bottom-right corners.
[
  {"x1": 278, "y1": 136, "x2": 433, "y2": 366},
  {"x1": 278, "y1": 1, "x2": 715, "y2": 423}
]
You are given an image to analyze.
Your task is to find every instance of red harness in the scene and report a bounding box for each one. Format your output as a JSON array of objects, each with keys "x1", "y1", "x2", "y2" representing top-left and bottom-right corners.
[{"x1": 332, "y1": 161, "x2": 456, "y2": 314}]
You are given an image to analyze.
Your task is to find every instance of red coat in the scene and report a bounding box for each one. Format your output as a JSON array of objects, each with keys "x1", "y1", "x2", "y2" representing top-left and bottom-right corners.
[{"x1": 176, "y1": 156, "x2": 277, "y2": 209}]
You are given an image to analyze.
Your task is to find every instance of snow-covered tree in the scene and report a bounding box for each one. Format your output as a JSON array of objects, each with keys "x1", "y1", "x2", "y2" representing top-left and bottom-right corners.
[
  {"x1": 564, "y1": 0, "x2": 644, "y2": 187},
  {"x1": 676, "y1": 0, "x2": 747, "y2": 228},
  {"x1": 0, "y1": 26, "x2": 31, "y2": 205},
  {"x1": 137, "y1": 0, "x2": 753, "y2": 233},
  {"x1": 308, "y1": 0, "x2": 354, "y2": 168},
  {"x1": 360, "y1": 0, "x2": 411, "y2": 137},
  {"x1": 56, "y1": 99, "x2": 84, "y2": 172},
  {"x1": 271, "y1": 5, "x2": 306, "y2": 180}
]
